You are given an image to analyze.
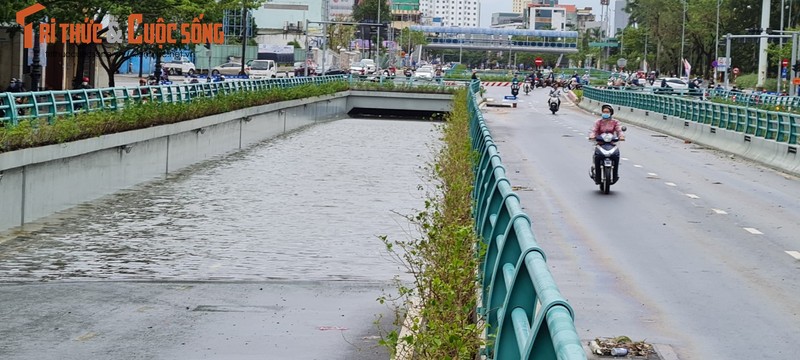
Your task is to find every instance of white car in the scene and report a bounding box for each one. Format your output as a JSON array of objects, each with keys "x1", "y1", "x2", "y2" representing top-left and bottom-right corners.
[
  {"x1": 413, "y1": 66, "x2": 434, "y2": 81},
  {"x1": 211, "y1": 62, "x2": 249, "y2": 76},
  {"x1": 162, "y1": 56, "x2": 196, "y2": 75},
  {"x1": 654, "y1": 77, "x2": 689, "y2": 89}
]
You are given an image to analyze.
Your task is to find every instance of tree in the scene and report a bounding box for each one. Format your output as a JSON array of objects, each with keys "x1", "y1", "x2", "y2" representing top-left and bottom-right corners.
[
  {"x1": 396, "y1": 28, "x2": 427, "y2": 54},
  {"x1": 352, "y1": 0, "x2": 390, "y2": 24}
]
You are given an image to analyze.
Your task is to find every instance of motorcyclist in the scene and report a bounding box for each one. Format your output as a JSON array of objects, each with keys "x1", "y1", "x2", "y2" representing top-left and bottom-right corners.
[
  {"x1": 548, "y1": 84, "x2": 562, "y2": 109},
  {"x1": 589, "y1": 104, "x2": 625, "y2": 184}
]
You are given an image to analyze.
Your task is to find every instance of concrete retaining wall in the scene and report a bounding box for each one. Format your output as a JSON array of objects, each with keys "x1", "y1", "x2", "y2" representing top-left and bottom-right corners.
[
  {"x1": 578, "y1": 98, "x2": 800, "y2": 177},
  {"x1": 0, "y1": 93, "x2": 349, "y2": 233}
]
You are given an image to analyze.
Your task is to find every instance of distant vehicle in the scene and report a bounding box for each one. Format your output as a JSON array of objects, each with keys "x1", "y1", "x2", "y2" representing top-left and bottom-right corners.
[
  {"x1": 294, "y1": 61, "x2": 316, "y2": 77},
  {"x1": 381, "y1": 66, "x2": 397, "y2": 77},
  {"x1": 162, "y1": 56, "x2": 195, "y2": 75},
  {"x1": 350, "y1": 59, "x2": 376, "y2": 75},
  {"x1": 652, "y1": 77, "x2": 689, "y2": 90},
  {"x1": 211, "y1": 62, "x2": 249, "y2": 76},
  {"x1": 321, "y1": 69, "x2": 349, "y2": 76},
  {"x1": 413, "y1": 66, "x2": 434, "y2": 81},
  {"x1": 247, "y1": 59, "x2": 277, "y2": 79}
]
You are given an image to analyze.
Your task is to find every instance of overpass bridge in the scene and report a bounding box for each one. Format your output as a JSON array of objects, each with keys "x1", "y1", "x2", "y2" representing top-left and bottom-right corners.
[{"x1": 410, "y1": 26, "x2": 579, "y2": 54}]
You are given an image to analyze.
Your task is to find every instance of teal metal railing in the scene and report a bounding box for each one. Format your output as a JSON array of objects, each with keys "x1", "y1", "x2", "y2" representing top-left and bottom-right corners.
[
  {"x1": 0, "y1": 75, "x2": 348, "y2": 126},
  {"x1": 468, "y1": 80, "x2": 586, "y2": 360},
  {"x1": 583, "y1": 86, "x2": 800, "y2": 144}
]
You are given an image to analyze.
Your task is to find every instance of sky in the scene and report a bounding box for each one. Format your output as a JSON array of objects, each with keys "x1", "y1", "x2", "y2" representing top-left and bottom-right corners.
[{"x1": 479, "y1": 0, "x2": 616, "y2": 28}]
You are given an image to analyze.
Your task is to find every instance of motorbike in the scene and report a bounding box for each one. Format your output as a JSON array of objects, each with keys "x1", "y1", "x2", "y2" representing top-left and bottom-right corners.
[
  {"x1": 510, "y1": 83, "x2": 520, "y2": 97},
  {"x1": 523, "y1": 81, "x2": 531, "y2": 95},
  {"x1": 547, "y1": 93, "x2": 560, "y2": 114},
  {"x1": 589, "y1": 130, "x2": 625, "y2": 194}
]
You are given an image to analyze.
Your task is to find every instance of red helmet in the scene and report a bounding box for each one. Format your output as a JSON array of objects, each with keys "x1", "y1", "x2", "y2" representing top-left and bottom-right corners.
[{"x1": 82, "y1": 77, "x2": 90, "y2": 82}]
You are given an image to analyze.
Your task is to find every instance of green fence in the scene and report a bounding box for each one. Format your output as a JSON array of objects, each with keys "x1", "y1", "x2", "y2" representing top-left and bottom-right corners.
[
  {"x1": 0, "y1": 75, "x2": 348, "y2": 126},
  {"x1": 468, "y1": 80, "x2": 586, "y2": 360},
  {"x1": 583, "y1": 86, "x2": 800, "y2": 144}
]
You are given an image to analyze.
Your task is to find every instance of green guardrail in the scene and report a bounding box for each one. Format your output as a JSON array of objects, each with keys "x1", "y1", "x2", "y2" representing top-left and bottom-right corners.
[
  {"x1": 583, "y1": 86, "x2": 800, "y2": 144},
  {"x1": 468, "y1": 79, "x2": 586, "y2": 360},
  {"x1": 0, "y1": 75, "x2": 349, "y2": 126}
]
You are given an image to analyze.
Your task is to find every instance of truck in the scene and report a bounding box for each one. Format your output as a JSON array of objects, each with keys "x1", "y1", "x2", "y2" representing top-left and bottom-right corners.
[
  {"x1": 245, "y1": 59, "x2": 294, "y2": 78},
  {"x1": 162, "y1": 56, "x2": 196, "y2": 75}
]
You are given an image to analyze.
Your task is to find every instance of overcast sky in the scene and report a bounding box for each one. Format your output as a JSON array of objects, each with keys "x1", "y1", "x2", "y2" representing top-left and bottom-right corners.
[{"x1": 480, "y1": 0, "x2": 617, "y2": 28}]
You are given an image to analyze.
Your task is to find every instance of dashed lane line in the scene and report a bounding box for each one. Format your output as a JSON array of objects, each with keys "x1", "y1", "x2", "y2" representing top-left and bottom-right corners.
[
  {"x1": 665, "y1": 182, "x2": 677, "y2": 187},
  {"x1": 712, "y1": 208, "x2": 728, "y2": 214},
  {"x1": 785, "y1": 251, "x2": 800, "y2": 260},
  {"x1": 743, "y1": 227, "x2": 764, "y2": 235},
  {"x1": 634, "y1": 164, "x2": 643, "y2": 168},
  {"x1": 685, "y1": 194, "x2": 700, "y2": 199}
]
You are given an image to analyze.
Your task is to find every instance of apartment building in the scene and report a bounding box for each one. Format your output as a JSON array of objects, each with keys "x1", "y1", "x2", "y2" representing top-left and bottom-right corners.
[{"x1": 419, "y1": 0, "x2": 480, "y2": 27}]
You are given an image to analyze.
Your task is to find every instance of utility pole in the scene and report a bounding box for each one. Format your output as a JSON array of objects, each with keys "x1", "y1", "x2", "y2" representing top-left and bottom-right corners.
[
  {"x1": 756, "y1": 0, "x2": 770, "y2": 89},
  {"x1": 240, "y1": 2, "x2": 248, "y2": 75}
]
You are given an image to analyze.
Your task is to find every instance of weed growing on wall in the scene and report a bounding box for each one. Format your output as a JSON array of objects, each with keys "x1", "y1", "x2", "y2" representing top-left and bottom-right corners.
[{"x1": 379, "y1": 88, "x2": 485, "y2": 359}]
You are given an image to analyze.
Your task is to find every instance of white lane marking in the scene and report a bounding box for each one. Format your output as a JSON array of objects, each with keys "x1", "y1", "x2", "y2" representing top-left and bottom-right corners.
[
  {"x1": 621, "y1": 157, "x2": 629, "y2": 161},
  {"x1": 634, "y1": 164, "x2": 643, "y2": 168},
  {"x1": 573, "y1": 130, "x2": 582, "y2": 133},
  {"x1": 743, "y1": 227, "x2": 763, "y2": 235},
  {"x1": 647, "y1": 172, "x2": 658, "y2": 177},
  {"x1": 665, "y1": 182, "x2": 677, "y2": 187},
  {"x1": 712, "y1": 208, "x2": 728, "y2": 214},
  {"x1": 785, "y1": 251, "x2": 800, "y2": 260},
  {"x1": 685, "y1": 194, "x2": 700, "y2": 199}
]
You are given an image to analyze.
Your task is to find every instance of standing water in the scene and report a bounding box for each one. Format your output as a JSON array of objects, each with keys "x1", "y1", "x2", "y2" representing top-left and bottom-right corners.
[{"x1": 0, "y1": 119, "x2": 440, "y2": 283}]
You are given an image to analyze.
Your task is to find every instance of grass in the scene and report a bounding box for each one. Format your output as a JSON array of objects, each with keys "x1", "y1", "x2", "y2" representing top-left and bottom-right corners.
[
  {"x1": 734, "y1": 73, "x2": 779, "y2": 91},
  {"x1": 379, "y1": 88, "x2": 484, "y2": 359},
  {"x1": 0, "y1": 80, "x2": 458, "y2": 153}
]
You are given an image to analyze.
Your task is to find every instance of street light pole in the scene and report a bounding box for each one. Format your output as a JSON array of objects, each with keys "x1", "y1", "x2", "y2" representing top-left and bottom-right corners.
[
  {"x1": 375, "y1": 0, "x2": 381, "y2": 67},
  {"x1": 680, "y1": 0, "x2": 686, "y2": 77},
  {"x1": 715, "y1": 0, "x2": 721, "y2": 82}
]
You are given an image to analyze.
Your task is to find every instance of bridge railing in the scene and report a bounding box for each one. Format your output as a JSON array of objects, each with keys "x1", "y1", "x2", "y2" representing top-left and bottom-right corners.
[
  {"x1": 583, "y1": 86, "x2": 800, "y2": 144},
  {"x1": 468, "y1": 79, "x2": 585, "y2": 360},
  {"x1": 0, "y1": 75, "x2": 348, "y2": 126}
]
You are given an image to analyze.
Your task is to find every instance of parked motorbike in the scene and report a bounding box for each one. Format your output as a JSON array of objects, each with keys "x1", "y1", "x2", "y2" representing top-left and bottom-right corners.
[
  {"x1": 589, "y1": 129, "x2": 626, "y2": 194},
  {"x1": 547, "y1": 94, "x2": 560, "y2": 114}
]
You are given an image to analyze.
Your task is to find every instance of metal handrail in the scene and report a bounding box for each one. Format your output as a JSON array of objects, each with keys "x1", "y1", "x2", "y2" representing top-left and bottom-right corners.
[
  {"x1": 583, "y1": 86, "x2": 800, "y2": 144},
  {"x1": 0, "y1": 75, "x2": 349, "y2": 126},
  {"x1": 468, "y1": 79, "x2": 586, "y2": 360}
]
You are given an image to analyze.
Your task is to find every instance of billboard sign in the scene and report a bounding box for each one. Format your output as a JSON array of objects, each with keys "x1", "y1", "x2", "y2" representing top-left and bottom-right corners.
[{"x1": 329, "y1": 0, "x2": 354, "y2": 18}]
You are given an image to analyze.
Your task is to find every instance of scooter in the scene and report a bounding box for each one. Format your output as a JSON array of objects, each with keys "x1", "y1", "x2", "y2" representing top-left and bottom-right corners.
[
  {"x1": 547, "y1": 94, "x2": 560, "y2": 114},
  {"x1": 523, "y1": 82, "x2": 531, "y2": 95},
  {"x1": 589, "y1": 130, "x2": 625, "y2": 194},
  {"x1": 510, "y1": 83, "x2": 520, "y2": 97}
]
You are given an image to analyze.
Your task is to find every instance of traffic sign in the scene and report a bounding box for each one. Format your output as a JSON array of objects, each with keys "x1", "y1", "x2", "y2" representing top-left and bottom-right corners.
[
  {"x1": 783, "y1": 58, "x2": 789, "y2": 67},
  {"x1": 504, "y1": 95, "x2": 518, "y2": 100},
  {"x1": 534, "y1": 57, "x2": 543, "y2": 66},
  {"x1": 793, "y1": 78, "x2": 800, "y2": 85},
  {"x1": 617, "y1": 58, "x2": 628, "y2": 68}
]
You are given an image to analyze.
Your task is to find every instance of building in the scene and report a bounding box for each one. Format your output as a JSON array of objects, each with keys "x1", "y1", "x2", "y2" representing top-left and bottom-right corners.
[
  {"x1": 419, "y1": 0, "x2": 480, "y2": 27},
  {"x1": 392, "y1": 0, "x2": 422, "y2": 29},
  {"x1": 491, "y1": 12, "x2": 524, "y2": 27},
  {"x1": 513, "y1": 0, "x2": 558, "y2": 14},
  {"x1": 528, "y1": 6, "x2": 567, "y2": 31},
  {"x1": 526, "y1": 2, "x2": 577, "y2": 31},
  {"x1": 613, "y1": 0, "x2": 630, "y2": 34},
  {"x1": 576, "y1": 7, "x2": 596, "y2": 31}
]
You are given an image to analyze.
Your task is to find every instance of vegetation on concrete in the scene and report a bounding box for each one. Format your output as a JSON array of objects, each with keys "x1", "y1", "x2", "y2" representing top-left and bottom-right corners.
[
  {"x1": 379, "y1": 88, "x2": 484, "y2": 358},
  {"x1": 0, "y1": 80, "x2": 468, "y2": 153},
  {"x1": 349, "y1": 80, "x2": 458, "y2": 94}
]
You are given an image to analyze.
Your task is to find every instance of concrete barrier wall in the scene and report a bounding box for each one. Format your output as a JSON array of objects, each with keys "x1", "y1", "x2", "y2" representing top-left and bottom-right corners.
[
  {"x1": 0, "y1": 93, "x2": 349, "y2": 234},
  {"x1": 578, "y1": 98, "x2": 800, "y2": 176}
]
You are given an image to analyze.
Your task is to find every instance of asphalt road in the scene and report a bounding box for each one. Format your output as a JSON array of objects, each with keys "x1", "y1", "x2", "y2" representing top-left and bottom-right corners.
[{"x1": 481, "y1": 86, "x2": 800, "y2": 360}]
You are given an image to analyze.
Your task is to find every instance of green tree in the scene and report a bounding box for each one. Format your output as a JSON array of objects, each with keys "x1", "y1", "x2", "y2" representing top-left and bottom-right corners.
[
  {"x1": 352, "y1": 0, "x2": 390, "y2": 23},
  {"x1": 396, "y1": 28, "x2": 427, "y2": 54}
]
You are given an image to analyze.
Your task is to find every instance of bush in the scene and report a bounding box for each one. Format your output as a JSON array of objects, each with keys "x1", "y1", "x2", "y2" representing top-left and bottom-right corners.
[
  {"x1": 380, "y1": 88, "x2": 484, "y2": 358},
  {"x1": 734, "y1": 73, "x2": 778, "y2": 91}
]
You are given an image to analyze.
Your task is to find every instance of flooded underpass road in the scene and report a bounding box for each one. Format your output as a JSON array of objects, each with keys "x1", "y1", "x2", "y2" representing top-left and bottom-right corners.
[{"x1": 0, "y1": 119, "x2": 438, "y2": 360}]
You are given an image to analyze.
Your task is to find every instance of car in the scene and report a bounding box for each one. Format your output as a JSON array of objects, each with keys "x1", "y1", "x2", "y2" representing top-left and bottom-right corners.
[
  {"x1": 247, "y1": 59, "x2": 277, "y2": 79},
  {"x1": 654, "y1": 77, "x2": 689, "y2": 89},
  {"x1": 413, "y1": 66, "x2": 434, "y2": 81},
  {"x1": 162, "y1": 56, "x2": 196, "y2": 75},
  {"x1": 321, "y1": 69, "x2": 349, "y2": 76},
  {"x1": 211, "y1": 62, "x2": 249, "y2": 76},
  {"x1": 294, "y1": 62, "x2": 316, "y2": 77}
]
